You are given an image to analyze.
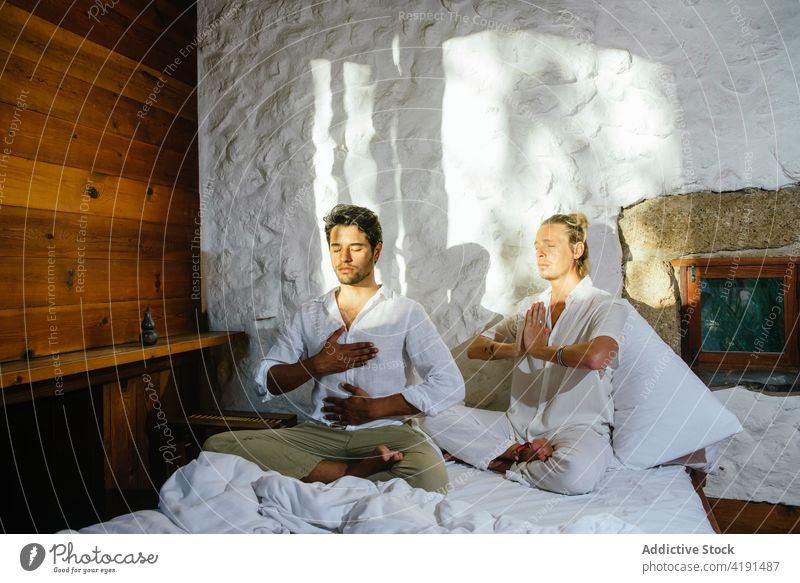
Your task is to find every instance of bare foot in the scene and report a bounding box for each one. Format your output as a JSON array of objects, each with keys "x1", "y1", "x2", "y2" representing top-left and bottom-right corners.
[
  {"x1": 517, "y1": 438, "x2": 553, "y2": 462},
  {"x1": 487, "y1": 438, "x2": 554, "y2": 473},
  {"x1": 346, "y1": 445, "x2": 404, "y2": 478},
  {"x1": 487, "y1": 458, "x2": 513, "y2": 473},
  {"x1": 497, "y1": 439, "x2": 554, "y2": 463}
]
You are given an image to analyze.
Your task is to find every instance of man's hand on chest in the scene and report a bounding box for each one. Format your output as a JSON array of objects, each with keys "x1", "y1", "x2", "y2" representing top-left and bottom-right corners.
[{"x1": 309, "y1": 326, "x2": 379, "y2": 376}]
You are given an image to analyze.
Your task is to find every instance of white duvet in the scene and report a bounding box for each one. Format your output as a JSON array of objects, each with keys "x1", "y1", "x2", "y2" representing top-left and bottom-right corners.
[{"x1": 115, "y1": 452, "x2": 641, "y2": 534}]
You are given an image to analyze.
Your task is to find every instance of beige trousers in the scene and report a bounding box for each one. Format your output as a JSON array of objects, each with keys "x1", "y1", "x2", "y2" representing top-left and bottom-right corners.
[{"x1": 203, "y1": 421, "x2": 448, "y2": 492}]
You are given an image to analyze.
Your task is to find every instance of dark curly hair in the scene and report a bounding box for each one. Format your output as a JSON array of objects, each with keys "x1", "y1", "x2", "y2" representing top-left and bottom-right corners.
[{"x1": 323, "y1": 204, "x2": 383, "y2": 251}]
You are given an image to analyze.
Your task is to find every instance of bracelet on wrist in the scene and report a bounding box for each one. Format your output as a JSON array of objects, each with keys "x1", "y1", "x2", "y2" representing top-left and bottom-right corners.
[{"x1": 555, "y1": 345, "x2": 567, "y2": 367}]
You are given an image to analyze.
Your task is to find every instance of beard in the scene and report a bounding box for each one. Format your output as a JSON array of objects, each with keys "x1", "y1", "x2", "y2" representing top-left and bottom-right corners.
[{"x1": 336, "y1": 264, "x2": 373, "y2": 285}]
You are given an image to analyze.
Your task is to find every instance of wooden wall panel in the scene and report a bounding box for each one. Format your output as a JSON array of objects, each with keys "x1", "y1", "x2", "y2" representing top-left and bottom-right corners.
[
  {"x1": 0, "y1": 49, "x2": 196, "y2": 149},
  {"x1": 8, "y1": 0, "x2": 198, "y2": 86},
  {"x1": 0, "y1": 156, "x2": 199, "y2": 226},
  {"x1": 0, "y1": 2, "x2": 202, "y2": 363},
  {"x1": 5, "y1": 258, "x2": 195, "y2": 310},
  {"x1": 0, "y1": 3, "x2": 197, "y2": 121},
  {"x1": 0, "y1": 101, "x2": 198, "y2": 189},
  {"x1": 0, "y1": 298, "x2": 200, "y2": 361},
  {"x1": 0, "y1": 206, "x2": 196, "y2": 262}
]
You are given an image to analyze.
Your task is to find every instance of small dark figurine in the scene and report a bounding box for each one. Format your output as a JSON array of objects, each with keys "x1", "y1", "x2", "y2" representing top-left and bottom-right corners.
[{"x1": 140, "y1": 308, "x2": 158, "y2": 346}]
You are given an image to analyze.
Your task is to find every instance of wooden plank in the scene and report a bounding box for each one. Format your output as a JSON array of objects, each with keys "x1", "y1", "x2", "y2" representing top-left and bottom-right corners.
[
  {"x1": 0, "y1": 206, "x2": 198, "y2": 262},
  {"x1": 0, "y1": 3, "x2": 196, "y2": 122},
  {"x1": 0, "y1": 297, "x2": 201, "y2": 362},
  {"x1": 0, "y1": 155, "x2": 199, "y2": 226},
  {"x1": 4, "y1": 257, "x2": 195, "y2": 310},
  {"x1": 0, "y1": 101, "x2": 198, "y2": 190},
  {"x1": 112, "y1": 0, "x2": 198, "y2": 41},
  {"x1": 0, "y1": 49, "x2": 197, "y2": 149},
  {"x1": 0, "y1": 352, "x2": 188, "y2": 407},
  {"x1": 0, "y1": 331, "x2": 243, "y2": 388},
  {"x1": 672, "y1": 257, "x2": 798, "y2": 267},
  {"x1": 6, "y1": 0, "x2": 197, "y2": 86},
  {"x1": 103, "y1": 375, "x2": 151, "y2": 490},
  {"x1": 103, "y1": 367, "x2": 176, "y2": 491},
  {"x1": 689, "y1": 468, "x2": 721, "y2": 534},
  {"x1": 707, "y1": 497, "x2": 800, "y2": 534}
]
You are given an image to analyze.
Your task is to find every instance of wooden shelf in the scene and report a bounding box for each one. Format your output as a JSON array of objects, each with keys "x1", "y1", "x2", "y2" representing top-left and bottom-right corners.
[{"x1": 0, "y1": 331, "x2": 244, "y2": 389}]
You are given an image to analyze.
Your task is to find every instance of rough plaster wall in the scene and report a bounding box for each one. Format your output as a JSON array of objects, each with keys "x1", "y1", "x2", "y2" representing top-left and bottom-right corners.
[{"x1": 196, "y1": 1, "x2": 800, "y2": 415}]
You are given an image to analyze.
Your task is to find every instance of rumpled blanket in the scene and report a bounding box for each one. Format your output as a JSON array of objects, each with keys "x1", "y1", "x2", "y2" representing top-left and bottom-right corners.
[{"x1": 155, "y1": 453, "x2": 642, "y2": 534}]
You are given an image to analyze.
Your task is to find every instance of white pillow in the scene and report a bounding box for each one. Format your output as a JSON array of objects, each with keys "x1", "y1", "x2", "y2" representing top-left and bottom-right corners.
[{"x1": 611, "y1": 300, "x2": 742, "y2": 470}]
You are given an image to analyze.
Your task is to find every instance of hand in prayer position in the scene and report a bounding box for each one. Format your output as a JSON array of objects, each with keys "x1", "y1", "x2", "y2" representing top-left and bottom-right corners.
[{"x1": 517, "y1": 302, "x2": 550, "y2": 357}]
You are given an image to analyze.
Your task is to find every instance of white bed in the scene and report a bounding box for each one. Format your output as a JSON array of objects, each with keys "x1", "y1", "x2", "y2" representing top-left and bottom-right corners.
[
  {"x1": 60, "y1": 301, "x2": 734, "y2": 535},
  {"x1": 61, "y1": 453, "x2": 714, "y2": 534},
  {"x1": 443, "y1": 460, "x2": 714, "y2": 534}
]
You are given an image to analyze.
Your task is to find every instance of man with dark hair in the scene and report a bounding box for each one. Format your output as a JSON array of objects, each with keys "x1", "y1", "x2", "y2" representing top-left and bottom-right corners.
[
  {"x1": 323, "y1": 204, "x2": 383, "y2": 253},
  {"x1": 204, "y1": 204, "x2": 464, "y2": 492}
]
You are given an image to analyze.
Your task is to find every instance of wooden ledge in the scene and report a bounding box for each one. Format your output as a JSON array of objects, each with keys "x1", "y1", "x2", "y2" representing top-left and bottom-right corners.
[
  {"x1": 707, "y1": 497, "x2": 800, "y2": 534},
  {"x1": 0, "y1": 331, "x2": 245, "y2": 388}
]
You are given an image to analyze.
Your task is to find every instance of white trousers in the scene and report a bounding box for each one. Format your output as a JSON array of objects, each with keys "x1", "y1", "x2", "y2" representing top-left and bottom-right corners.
[{"x1": 421, "y1": 405, "x2": 612, "y2": 495}]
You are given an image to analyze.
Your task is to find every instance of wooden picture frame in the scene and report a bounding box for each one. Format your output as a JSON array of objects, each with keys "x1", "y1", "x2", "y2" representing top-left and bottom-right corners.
[{"x1": 672, "y1": 257, "x2": 799, "y2": 370}]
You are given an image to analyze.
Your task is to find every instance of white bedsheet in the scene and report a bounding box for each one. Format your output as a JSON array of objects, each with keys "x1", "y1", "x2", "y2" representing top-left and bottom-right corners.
[
  {"x1": 61, "y1": 452, "x2": 712, "y2": 534},
  {"x1": 443, "y1": 460, "x2": 715, "y2": 534}
]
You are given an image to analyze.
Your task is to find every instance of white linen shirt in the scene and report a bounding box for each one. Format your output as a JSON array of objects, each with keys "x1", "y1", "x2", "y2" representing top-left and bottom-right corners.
[
  {"x1": 255, "y1": 286, "x2": 465, "y2": 431},
  {"x1": 482, "y1": 276, "x2": 626, "y2": 440}
]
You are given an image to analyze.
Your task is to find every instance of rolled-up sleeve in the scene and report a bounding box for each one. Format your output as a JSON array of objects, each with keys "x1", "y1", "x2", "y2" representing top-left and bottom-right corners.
[
  {"x1": 589, "y1": 299, "x2": 627, "y2": 344},
  {"x1": 255, "y1": 310, "x2": 307, "y2": 401},
  {"x1": 400, "y1": 303, "x2": 465, "y2": 416},
  {"x1": 480, "y1": 297, "x2": 530, "y2": 344}
]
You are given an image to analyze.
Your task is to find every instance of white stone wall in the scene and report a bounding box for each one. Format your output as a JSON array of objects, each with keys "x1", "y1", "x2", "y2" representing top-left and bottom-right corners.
[{"x1": 197, "y1": 0, "x2": 800, "y2": 413}]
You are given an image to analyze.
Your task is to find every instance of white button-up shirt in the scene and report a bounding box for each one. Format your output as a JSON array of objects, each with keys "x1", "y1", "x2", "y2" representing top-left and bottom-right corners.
[
  {"x1": 482, "y1": 276, "x2": 626, "y2": 440},
  {"x1": 256, "y1": 286, "x2": 465, "y2": 430}
]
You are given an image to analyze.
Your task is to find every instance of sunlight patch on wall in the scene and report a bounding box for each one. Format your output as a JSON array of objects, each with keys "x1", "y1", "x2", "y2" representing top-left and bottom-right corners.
[
  {"x1": 389, "y1": 115, "x2": 408, "y2": 296},
  {"x1": 392, "y1": 33, "x2": 402, "y2": 75},
  {"x1": 343, "y1": 62, "x2": 378, "y2": 208},
  {"x1": 441, "y1": 30, "x2": 682, "y2": 313},
  {"x1": 310, "y1": 58, "x2": 339, "y2": 291}
]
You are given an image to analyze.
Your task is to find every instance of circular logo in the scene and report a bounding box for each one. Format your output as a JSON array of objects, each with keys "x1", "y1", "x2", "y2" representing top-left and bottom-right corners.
[{"x1": 20, "y1": 543, "x2": 46, "y2": 571}]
